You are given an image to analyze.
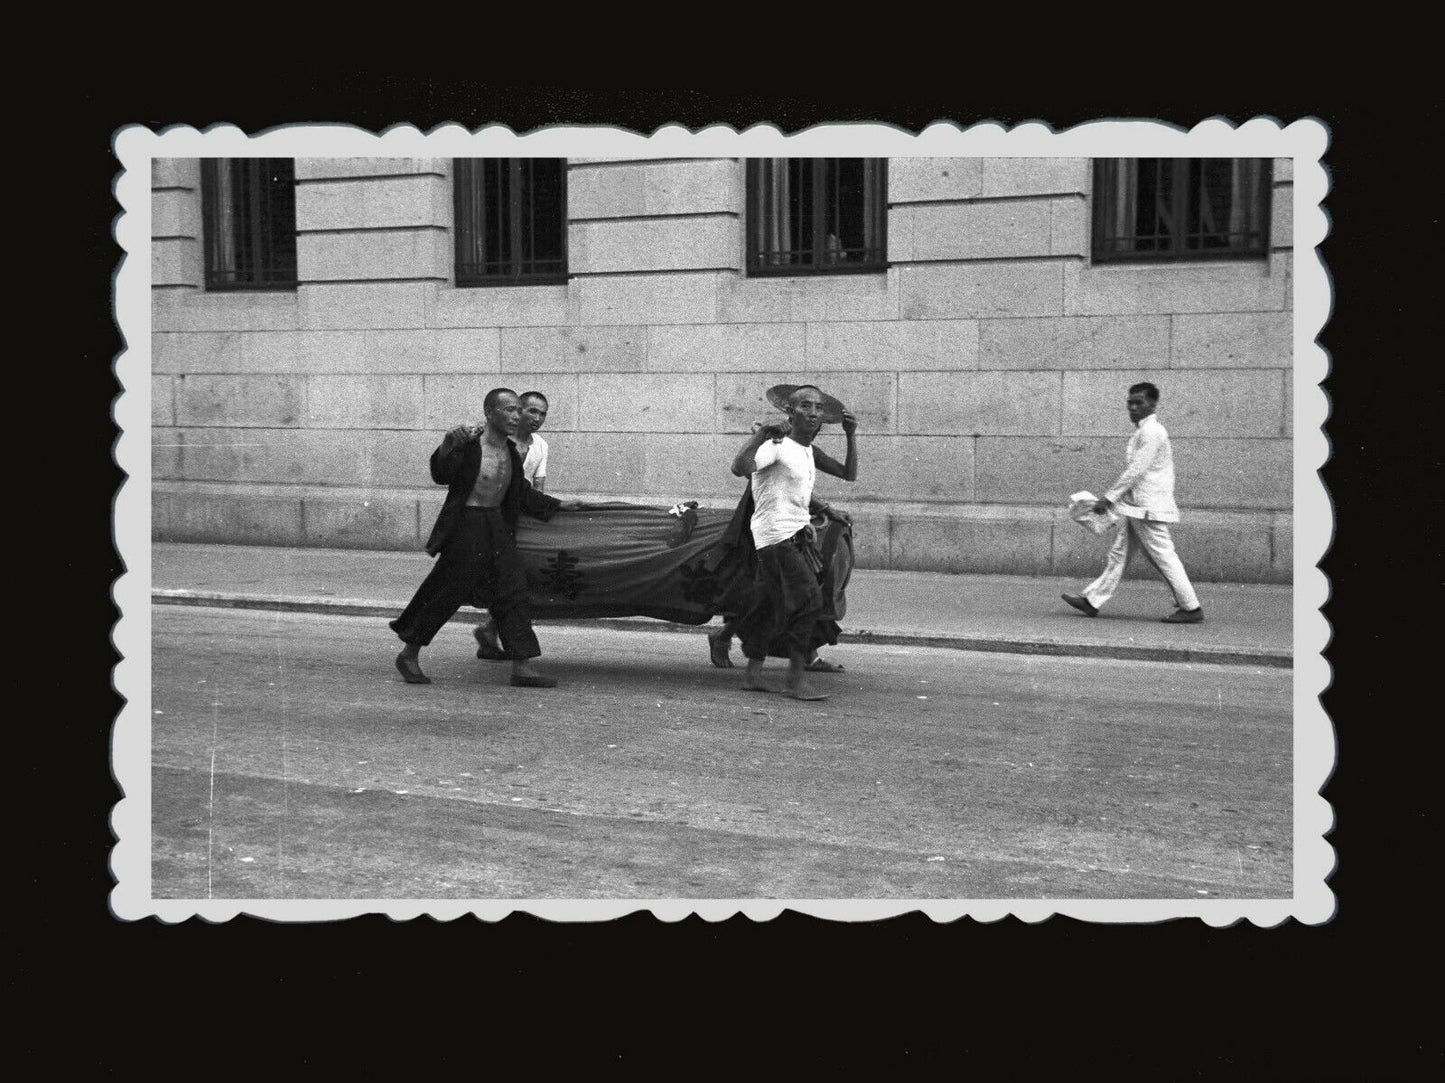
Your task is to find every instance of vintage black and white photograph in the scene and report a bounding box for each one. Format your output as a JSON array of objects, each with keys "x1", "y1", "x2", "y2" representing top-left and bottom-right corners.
[{"x1": 110, "y1": 119, "x2": 1330, "y2": 922}]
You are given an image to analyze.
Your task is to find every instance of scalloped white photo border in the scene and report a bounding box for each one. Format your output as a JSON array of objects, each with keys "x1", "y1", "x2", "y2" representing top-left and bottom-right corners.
[{"x1": 111, "y1": 118, "x2": 1332, "y2": 924}]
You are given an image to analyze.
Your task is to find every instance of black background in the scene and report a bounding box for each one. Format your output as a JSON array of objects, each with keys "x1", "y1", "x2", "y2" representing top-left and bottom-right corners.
[{"x1": 45, "y1": 81, "x2": 1435, "y2": 1073}]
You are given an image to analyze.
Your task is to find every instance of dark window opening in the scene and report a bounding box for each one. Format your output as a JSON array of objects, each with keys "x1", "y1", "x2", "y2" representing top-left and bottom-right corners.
[
  {"x1": 200, "y1": 158, "x2": 298, "y2": 290},
  {"x1": 1093, "y1": 158, "x2": 1272, "y2": 263},
  {"x1": 454, "y1": 158, "x2": 567, "y2": 286},
  {"x1": 747, "y1": 158, "x2": 888, "y2": 276}
]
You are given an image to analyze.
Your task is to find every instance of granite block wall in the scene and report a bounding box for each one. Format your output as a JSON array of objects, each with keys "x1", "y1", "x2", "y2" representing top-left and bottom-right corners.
[{"x1": 152, "y1": 156, "x2": 1295, "y2": 581}]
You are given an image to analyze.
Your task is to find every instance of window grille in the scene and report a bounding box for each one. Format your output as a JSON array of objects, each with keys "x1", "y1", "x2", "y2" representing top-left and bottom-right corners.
[
  {"x1": 747, "y1": 158, "x2": 888, "y2": 276},
  {"x1": 1092, "y1": 159, "x2": 1272, "y2": 263},
  {"x1": 200, "y1": 158, "x2": 298, "y2": 290},
  {"x1": 454, "y1": 158, "x2": 568, "y2": 286}
]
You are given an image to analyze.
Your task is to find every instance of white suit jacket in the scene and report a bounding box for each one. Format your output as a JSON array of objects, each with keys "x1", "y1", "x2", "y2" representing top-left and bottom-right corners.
[{"x1": 1105, "y1": 414, "x2": 1180, "y2": 523}]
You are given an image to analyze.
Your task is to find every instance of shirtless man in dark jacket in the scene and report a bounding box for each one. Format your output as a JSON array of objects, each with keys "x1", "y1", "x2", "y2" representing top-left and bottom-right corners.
[{"x1": 390, "y1": 388, "x2": 579, "y2": 688}]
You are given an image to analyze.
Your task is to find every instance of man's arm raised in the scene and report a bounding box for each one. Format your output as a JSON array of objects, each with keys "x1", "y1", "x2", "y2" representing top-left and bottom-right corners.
[
  {"x1": 731, "y1": 421, "x2": 788, "y2": 478},
  {"x1": 430, "y1": 423, "x2": 477, "y2": 484},
  {"x1": 813, "y1": 410, "x2": 859, "y2": 481}
]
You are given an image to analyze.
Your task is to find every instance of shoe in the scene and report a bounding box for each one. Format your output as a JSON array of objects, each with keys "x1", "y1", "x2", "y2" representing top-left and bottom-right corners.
[
  {"x1": 395, "y1": 652, "x2": 431, "y2": 684},
  {"x1": 1061, "y1": 593, "x2": 1099, "y2": 618},
  {"x1": 1162, "y1": 607, "x2": 1204, "y2": 624},
  {"x1": 509, "y1": 671, "x2": 558, "y2": 688},
  {"x1": 474, "y1": 623, "x2": 513, "y2": 661}
]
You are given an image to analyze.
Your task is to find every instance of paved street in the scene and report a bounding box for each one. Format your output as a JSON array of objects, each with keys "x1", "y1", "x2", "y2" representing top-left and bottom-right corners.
[
  {"x1": 151, "y1": 605, "x2": 1292, "y2": 900},
  {"x1": 154, "y1": 543, "x2": 1296, "y2": 668}
]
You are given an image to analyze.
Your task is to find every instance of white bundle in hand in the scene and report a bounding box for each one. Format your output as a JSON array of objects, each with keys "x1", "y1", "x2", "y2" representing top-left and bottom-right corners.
[{"x1": 1068, "y1": 491, "x2": 1119, "y2": 536}]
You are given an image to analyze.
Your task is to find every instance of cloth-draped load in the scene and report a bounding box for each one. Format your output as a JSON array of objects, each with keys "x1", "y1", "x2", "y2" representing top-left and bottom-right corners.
[{"x1": 494, "y1": 499, "x2": 852, "y2": 634}]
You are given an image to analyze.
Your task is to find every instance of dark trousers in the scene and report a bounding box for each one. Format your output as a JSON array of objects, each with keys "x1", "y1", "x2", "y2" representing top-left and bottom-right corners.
[
  {"x1": 737, "y1": 532, "x2": 825, "y2": 662},
  {"x1": 389, "y1": 507, "x2": 541, "y2": 659}
]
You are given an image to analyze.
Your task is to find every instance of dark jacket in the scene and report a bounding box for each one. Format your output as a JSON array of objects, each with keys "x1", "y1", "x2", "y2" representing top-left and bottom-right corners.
[{"x1": 422, "y1": 433, "x2": 561, "y2": 556}]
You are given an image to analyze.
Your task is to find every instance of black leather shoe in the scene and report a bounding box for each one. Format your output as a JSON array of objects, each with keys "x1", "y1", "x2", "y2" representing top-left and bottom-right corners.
[
  {"x1": 395, "y1": 652, "x2": 431, "y2": 684},
  {"x1": 1161, "y1": 607, "x2": 1204, "y2": 624},
  {"x1": 1061, "y1": 593, "x2": 1099, "y2": 618}
]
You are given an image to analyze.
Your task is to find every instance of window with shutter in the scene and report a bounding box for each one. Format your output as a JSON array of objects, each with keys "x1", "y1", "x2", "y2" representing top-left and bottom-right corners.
[
  {"x1": 200, "y1": 158, "x2": 298, "y2": 291},
  {"x1": 1092, "y1": 159, "x2": 1272, "y2": 263},
  {"x1": 454, "y1": 159, "x2": 568, "y2": 286},
  {"x1": 746, "y1": 158, "x2": 888, "y2": 276}
]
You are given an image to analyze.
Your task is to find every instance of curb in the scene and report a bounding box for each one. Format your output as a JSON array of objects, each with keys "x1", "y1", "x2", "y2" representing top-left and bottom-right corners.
[{"x1": 151, "y1": 590, "x2": 1292, "y2": 670}]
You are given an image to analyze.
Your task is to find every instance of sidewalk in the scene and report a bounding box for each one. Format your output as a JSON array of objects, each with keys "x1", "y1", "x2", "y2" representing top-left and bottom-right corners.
[{"x1": 151, "y1": 543, "x2": 1293, "y2": 668}]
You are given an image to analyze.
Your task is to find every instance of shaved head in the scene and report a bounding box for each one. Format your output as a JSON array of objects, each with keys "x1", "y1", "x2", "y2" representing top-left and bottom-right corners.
[{"x1": 483, "y1": 387, "x2": 518, "y2": 414}]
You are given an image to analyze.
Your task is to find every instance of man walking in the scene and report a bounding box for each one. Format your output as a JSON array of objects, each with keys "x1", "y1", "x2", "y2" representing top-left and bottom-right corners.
[
  {"x1": 514, "y1": 390, "x2": 550, "y2": 491},
  {"x1": 730, "y1": 384, "x2": 858, "y2": 701},
  {"x1": 390, "y1": 388, "x2": 579, "y2": 687},
  {"x1": 707, "y1": 480, "x2": 852, "y2": 674},
  {"x1": 474, "y1": 389, "x2": 551, "y2": 661},
  {"x1": 1062, "y1": 382, "x2": 1204, "y2": 623}
]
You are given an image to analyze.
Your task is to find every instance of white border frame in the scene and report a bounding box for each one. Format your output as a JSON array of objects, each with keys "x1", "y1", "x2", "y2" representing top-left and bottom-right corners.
[{"x1": 112, "y1": 118, "x2": 1332, "y2": 924}]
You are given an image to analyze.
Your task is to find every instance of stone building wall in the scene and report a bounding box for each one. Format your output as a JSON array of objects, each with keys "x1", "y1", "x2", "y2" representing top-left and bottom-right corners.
[{"x1": 152, "y1": 156, "x2": 1294, "y2": 581}]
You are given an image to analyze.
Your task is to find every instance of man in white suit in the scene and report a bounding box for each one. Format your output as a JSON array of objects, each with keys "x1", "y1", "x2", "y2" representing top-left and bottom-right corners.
[{"x1": 1062, "y1": 382, "x2": 1204, "y2": 624}]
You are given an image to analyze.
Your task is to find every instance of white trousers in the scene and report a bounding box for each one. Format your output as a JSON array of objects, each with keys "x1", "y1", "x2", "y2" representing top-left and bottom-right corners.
[{"x1": 1083, "y1": 517, "x2": 1200, "y2": 611}]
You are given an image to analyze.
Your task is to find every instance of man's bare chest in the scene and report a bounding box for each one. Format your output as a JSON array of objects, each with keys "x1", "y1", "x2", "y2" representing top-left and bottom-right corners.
[{"x1": 467, "y1": 442, "x2": 512, "y2": 506}]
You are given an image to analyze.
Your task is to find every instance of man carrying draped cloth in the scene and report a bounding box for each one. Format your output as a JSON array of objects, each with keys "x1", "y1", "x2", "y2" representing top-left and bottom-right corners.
[{"x1": 728, "y1": 384, "x2": 858, "y2": 702}]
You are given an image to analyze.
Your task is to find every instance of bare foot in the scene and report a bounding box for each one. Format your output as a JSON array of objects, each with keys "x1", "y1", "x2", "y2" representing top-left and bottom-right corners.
[
  {"x1": 509, "y1": 660, "x2": 558, "y2": 688},
  {"x1": 783, "y1": 679, "x2": 829, "y2": 701},
  {"x1": 741, "y1": 659, "x2": 774, "y2": 693},
  {"x1": 707, "y1": 629, "x2": 734, "y2": 669},
  {"x1": 474, "y1": 621, "x2": 512, "y2": 661},
  {"x1": 395, "y1": 650, "x2": 431, "y2": 685}
]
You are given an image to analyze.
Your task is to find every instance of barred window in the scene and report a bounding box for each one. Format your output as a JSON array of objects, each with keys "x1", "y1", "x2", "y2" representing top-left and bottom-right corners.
[
  {"x1": 747, "y1": 158, "x2": 888, "y2": 276},
  {"x1": 1093, "y1": 159, "x2": 1272, "y2": 263},
  {"x1": 200, "y1": 158, "x2": 298, "y2": 290},
  {"x1": 454, "y1": 159, "x2": 567, "y2": 286}
]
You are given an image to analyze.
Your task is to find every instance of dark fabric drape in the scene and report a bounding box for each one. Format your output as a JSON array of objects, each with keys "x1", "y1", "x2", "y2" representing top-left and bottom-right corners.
[{"x1": 503, "y1": 499, "x2": 852, "y2": 630}]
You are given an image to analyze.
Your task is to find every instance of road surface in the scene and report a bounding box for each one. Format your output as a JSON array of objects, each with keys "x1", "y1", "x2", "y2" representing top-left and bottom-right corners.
[{"x1": 148, "y1": 606, "x2": 1292, "y2": 899}]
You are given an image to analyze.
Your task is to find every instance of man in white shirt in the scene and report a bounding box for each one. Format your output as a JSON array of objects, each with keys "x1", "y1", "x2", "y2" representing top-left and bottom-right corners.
[
  {"x1": 475, "y1": 390, "x2": 551, "y2": 660},
  {"x1": 515, "y1": 391, "x2": 550, "y2": 491},
  {"x1": 706, "y1": 440, "x2": 852, "y2": 673},
  {"x1": 730, "y1": 384, "x2": 858, "y2": 700},
  {"x1": 1063, "y1": 382, "x2": 1204, "y2": 623}
]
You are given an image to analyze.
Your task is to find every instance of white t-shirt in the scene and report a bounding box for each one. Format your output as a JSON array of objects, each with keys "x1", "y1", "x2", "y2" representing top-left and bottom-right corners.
[
  {"x1": 518, "y1": 434, "x2": 548, "y2": 484},
  {"x1": 749, "y1": 436, "x2": 815, "y2": 549}
]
